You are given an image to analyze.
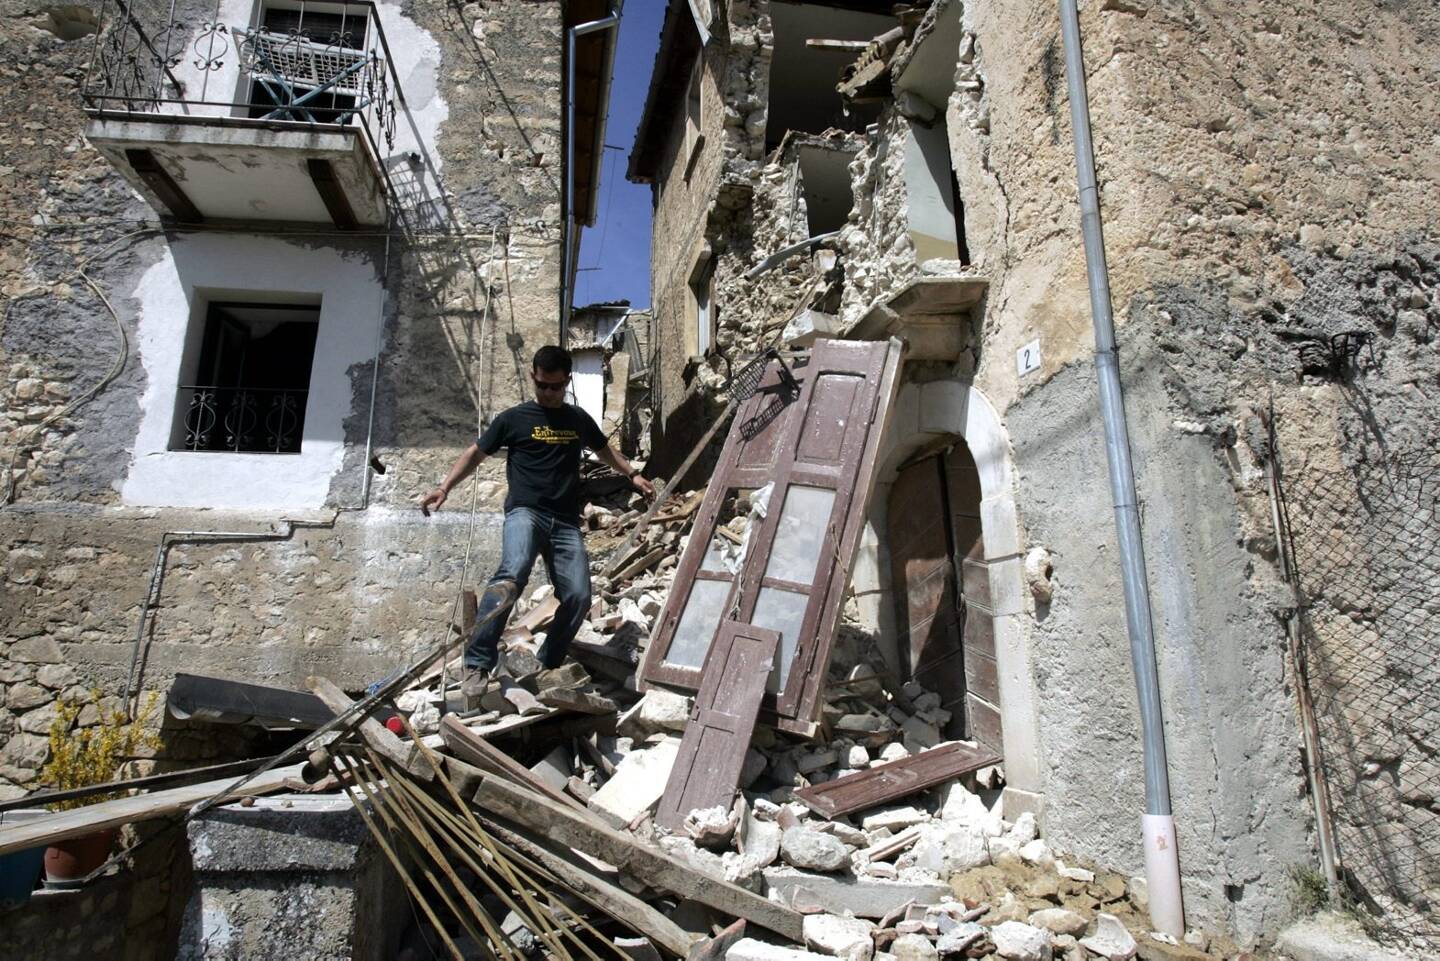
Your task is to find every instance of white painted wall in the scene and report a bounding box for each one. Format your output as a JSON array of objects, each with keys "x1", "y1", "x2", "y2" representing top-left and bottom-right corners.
[
  {"x1": 570, "y1": 349, "x2": 606, "y2": 427},
  {"x1": 163, "y1": 0, "x2": 449, "y2": 188},
  {"x1": 122, "y1": 233, "x2": 383, "y2": 510}
]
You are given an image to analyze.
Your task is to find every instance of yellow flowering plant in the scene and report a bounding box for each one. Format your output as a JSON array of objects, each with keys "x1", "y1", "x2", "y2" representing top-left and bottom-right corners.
[{"x1": 39, "y1": 689, "x2": 161, "y2": 812}]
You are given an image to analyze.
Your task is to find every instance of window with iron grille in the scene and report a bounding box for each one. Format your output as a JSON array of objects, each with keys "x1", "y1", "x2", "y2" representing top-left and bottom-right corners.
[
  {"x1": 243, "y1": 2, "x2": 371, "y2": 123},
  {"x1": 170, "y1": 302, "x2": 319, "y2": 454}
]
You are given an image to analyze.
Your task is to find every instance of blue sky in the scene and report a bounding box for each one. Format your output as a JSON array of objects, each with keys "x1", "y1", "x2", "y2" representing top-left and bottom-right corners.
[{"x1": 573, "y1": 2, "x2": 667, "y2": 310}]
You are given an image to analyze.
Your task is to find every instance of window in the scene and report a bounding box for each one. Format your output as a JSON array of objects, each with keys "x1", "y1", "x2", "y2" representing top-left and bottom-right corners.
[
  {"x1": 683, "y1": 54, "x2": 705, "y2": 177},
  {"x1": 171, "y1": 302, "x2": 320, "y2": 454},
  {"x1": 690, "y1": 262, "x2": 715, "y2": 357},
  {"x1": 243, "y1": 1, "x2": 371, "y2": 123}
]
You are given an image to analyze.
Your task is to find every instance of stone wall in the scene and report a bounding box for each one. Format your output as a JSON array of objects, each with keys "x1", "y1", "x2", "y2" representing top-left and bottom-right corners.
[
  {"x1": 6, "y1": 818, "x2": 192, "y2": 961},
  {"x1": 0, "y1": 0, "x2": 565, "y2": 798}
]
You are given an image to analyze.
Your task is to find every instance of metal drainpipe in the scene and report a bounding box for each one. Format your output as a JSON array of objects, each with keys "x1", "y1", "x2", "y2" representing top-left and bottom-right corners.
[
  {"x1": 1057, "y1": 0, "x2": 1185, "y2": 937},
  {"x1": 562, "y1": 4, "x2": 623, "y2": 340},
  {"x1": 360, "y1": 227, "x2": 392, "y2": 508}
]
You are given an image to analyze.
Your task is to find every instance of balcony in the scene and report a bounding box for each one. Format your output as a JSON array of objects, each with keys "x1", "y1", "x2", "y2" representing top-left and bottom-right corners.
[{"x1": 81, "y1": 0, "x2": 400, "y2": 227}]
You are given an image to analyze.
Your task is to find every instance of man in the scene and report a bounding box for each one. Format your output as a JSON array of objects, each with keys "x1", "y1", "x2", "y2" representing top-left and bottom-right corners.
[{"x1": 420, "y1": 345, "x2": 654, "y2": 701}]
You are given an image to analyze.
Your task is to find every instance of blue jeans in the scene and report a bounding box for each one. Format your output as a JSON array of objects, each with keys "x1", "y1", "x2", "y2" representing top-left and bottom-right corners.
[{"x1": 464, "y1": 507, "x2": 591, "y2": 672}]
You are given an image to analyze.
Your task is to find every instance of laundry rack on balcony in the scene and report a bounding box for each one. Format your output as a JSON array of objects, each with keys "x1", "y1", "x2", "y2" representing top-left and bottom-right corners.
[{"x1": 236, "y1": 27, "x2": 384, "y2": 124}]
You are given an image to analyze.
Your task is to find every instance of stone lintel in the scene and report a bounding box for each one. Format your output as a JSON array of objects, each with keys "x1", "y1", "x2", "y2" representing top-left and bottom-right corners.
[{"x1": 846, "y1": 275, "x2": 988, "y2": 360}]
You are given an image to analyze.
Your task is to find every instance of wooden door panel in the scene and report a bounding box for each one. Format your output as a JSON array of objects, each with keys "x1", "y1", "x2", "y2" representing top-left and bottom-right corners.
[
  {"x1": 794, "y1": 741, "x2": 1002, "y2": 819},
  {"x1": 964, "y1": 649, "x2": 1000, "y2": 705},
  {"x1": 967, "y1": 695, "x2": 1004, "y2": 756},
  {"x1": 795, "y1": 374, "x2": 863, "y2": 466},
  {"x1": 642, "y1": 339, "x2": 903, "y2": 734},
  {"x1": 655, "y1": 622, "x2": 779, "y2": 829}
]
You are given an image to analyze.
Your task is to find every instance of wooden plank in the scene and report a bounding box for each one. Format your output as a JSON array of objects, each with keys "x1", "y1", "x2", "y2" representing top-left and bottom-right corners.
[
  {"x1": 465, "y1": 707, "x2": 558, "y2": 738},
  {"x1": 306, "y1": 676, "x2": 433, "y2": 780},
  {"x1": 470, "y1": 773, "x2": 804, "y2": 942},
  {"x1": 439, "y1": 714, "x2": 597, "y2": 822},
  {"x1": 0, "y1": 756, "x2": 276, "y2": 814},
  {"x1": 481, "y1": 812, "x2": 700, "y2": 958},
  {"x1": 0, "y1": 762, "x2": 304, "y2": 855},
  {"x1": 793, "y1": 741, "x2": 1001, "y2": 819},
  {"x1": 805, "y1": 38, "x2": 870, "y2": 50},
  {"x1": 655, "y1": 623, "x2": 778, "y2": 830},
  {"x1": 612, "y1": 546, "x2": 667, "y2": 583},
  {"x1": 167, "y1": 673, "x2": 334, "y2": 729},
  {"x1": 687, "y1": 919, "x2": 746, "y2": 961}
]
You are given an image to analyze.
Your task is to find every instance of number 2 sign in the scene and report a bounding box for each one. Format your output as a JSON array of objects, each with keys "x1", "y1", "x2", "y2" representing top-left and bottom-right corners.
[{"x1": 1017, "y1": 339, "x2": 1042, "y2": 377}]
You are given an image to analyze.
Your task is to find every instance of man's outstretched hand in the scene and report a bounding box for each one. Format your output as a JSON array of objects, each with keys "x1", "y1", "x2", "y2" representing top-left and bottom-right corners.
[
  {"x1": 631, "y1": 474, "x2": 656, "y2": 499},
  {"x1": 419, "y1": 487, "x2": 447, "y2": 516}
]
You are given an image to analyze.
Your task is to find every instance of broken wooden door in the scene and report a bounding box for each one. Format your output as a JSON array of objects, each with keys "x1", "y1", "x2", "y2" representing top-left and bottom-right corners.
[
  {"x1": 655, "y1": 621, "x2": 779, "y2": 829},
  {"x1": 886, "y1": 442, "x2": 1003, "y2": 753},
  {"x1": 641, "y1": 338, "x2": 904, "y2": 734}
]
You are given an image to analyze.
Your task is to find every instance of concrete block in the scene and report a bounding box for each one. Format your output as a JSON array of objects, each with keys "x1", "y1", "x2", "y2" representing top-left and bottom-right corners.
[
  {"x1": 589, "y1": 737, "x2": 681, "y2": 828},
  {"x1": 1275, "y1": 912, "x2": 1409, "y2": 961},
  {"x1": 180, "y1": 796, "x2": 404, "y2": 961},
  {"x1": 763, "y1": 867, "x2": 950, "y2": 919},
  {"x1": 187, "y1": 796, "x2": 365, "y2": 872},
  {"x1": 803, "y1": 913, "x2": 876, "y2": 961},
  {"x1": 727, "y1": 937, "x2": 831, "y2": 961}
]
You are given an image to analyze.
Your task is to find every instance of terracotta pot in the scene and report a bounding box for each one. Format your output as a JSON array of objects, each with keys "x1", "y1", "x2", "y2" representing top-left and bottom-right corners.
[{"x1": 44, "y1": 828, "x2": 118, "y2": 886}]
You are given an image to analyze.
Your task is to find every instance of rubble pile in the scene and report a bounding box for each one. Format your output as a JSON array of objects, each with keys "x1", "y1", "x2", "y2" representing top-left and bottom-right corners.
[
  {"x1": 1, "y1": 462, "x2": 1257, "y2": 959},
  {"x1": 362, "y1": 489, "x2": 1244, "y2": 961}
]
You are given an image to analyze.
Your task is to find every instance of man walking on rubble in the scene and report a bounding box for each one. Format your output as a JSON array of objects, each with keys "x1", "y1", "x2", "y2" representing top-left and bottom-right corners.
[{"x1": 421, "y1": 345, "x2": 654, "y2": 703}]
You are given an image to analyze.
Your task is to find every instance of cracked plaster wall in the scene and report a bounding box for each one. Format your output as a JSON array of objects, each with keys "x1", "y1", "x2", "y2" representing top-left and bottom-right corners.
[
  {"x1": 0, "y1": 0, "x2": 565, "y2": 799},
  {"x1": 640, "y1": 0, "x2": 1438, "y2": 945},
  {"x1": 942, "y1": 0, "x2": 1440, "y2": 945}
]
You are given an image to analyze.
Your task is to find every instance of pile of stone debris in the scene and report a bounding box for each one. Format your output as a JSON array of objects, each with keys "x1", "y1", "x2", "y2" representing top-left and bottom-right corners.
[{"x1": 363, "y1": 494, "x2": 1252, "y2": 961}]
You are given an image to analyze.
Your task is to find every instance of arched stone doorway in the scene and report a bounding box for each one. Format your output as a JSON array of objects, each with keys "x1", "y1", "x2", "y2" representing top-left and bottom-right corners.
[
  {"x1": 886, "y1": 442, "x2": 1003, "y2": 754},
  {"x1": 852, "y1": 378, "x2": 1044, "y2": 817}
]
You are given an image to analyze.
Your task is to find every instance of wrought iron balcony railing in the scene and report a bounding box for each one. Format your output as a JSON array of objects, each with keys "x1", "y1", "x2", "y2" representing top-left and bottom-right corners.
[
  {"x1": 82, "y1": 0, "x2": 399, "y2": 155},
  {"x1": 176, "y1": 385, "x2": 308, "y2": 454}
]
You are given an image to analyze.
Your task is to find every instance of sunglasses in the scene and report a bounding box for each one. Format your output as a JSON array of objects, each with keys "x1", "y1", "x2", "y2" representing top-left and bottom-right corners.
[{"x1": 532, "y1": 376, "x2": 569, "y2": 393}]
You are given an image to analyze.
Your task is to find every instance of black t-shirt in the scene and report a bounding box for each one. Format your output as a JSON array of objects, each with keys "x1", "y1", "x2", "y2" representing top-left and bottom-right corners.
[{"x1": 478, "y1": 401, "x2": 608, "y2": 520}]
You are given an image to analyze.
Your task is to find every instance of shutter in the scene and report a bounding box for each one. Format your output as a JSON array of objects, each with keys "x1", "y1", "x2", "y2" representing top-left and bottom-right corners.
[
  {"x1": 655, "y1": 621, "x2": 779, "y2": 830},
  {"x1": 641, "y1": 338, "x2": 904, "y2": 733}
]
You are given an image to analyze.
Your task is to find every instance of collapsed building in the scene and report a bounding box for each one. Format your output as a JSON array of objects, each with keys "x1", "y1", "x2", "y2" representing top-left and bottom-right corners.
[
  {"x1": 1, "y1": 0, "x2": 1438, "y2": 959},
  {"x1": 626, "y1": 0, "x2": 1440, "y2": 952}
]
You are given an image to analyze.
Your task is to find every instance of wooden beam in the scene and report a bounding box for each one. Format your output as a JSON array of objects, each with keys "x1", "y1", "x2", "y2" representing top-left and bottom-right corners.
[
  {"x1": 470, "y1": 773, "x2": 803, "y2": 941},
  {"x1": 602, "y1": 399, "x2": 737, "y2": 578},
  {"x1": 306, "y1": 158, "x2": 358, "y2": 229},
  {"x1": 687, "y1": 919, "x2": 746, "y2": 961},
  {"x1": 0, "y1": 762, "x2": 304, "y2": 855},
  {"x1": 481, "y1": 812, "x2": 700, "y2": 958},
  {"x1": 125, "y1": 148, "x2": 203, "y2": 223},
  {"x1": 0, "y1": 755, "x2": 276, "y2": 815},
  {"x1": 440, "y1": 714, "x2": 597, "y2": 821},
  {"x1": 805, "y1": 38, "x2": 870, "y2": 51},
  {"x1": 306, "y1": 676, "x2": 433, "y2": 781}
]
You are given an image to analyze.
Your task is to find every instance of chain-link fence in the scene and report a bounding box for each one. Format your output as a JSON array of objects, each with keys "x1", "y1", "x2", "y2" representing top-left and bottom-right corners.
[{"x1": 1279, "y1": 440, "x2": 1440, "y2": 947}]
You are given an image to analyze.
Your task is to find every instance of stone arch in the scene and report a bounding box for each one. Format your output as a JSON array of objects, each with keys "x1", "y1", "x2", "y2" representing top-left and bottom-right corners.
[{"x1": 851, "y1": 377, "x2": 1045, "y2": 815}]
